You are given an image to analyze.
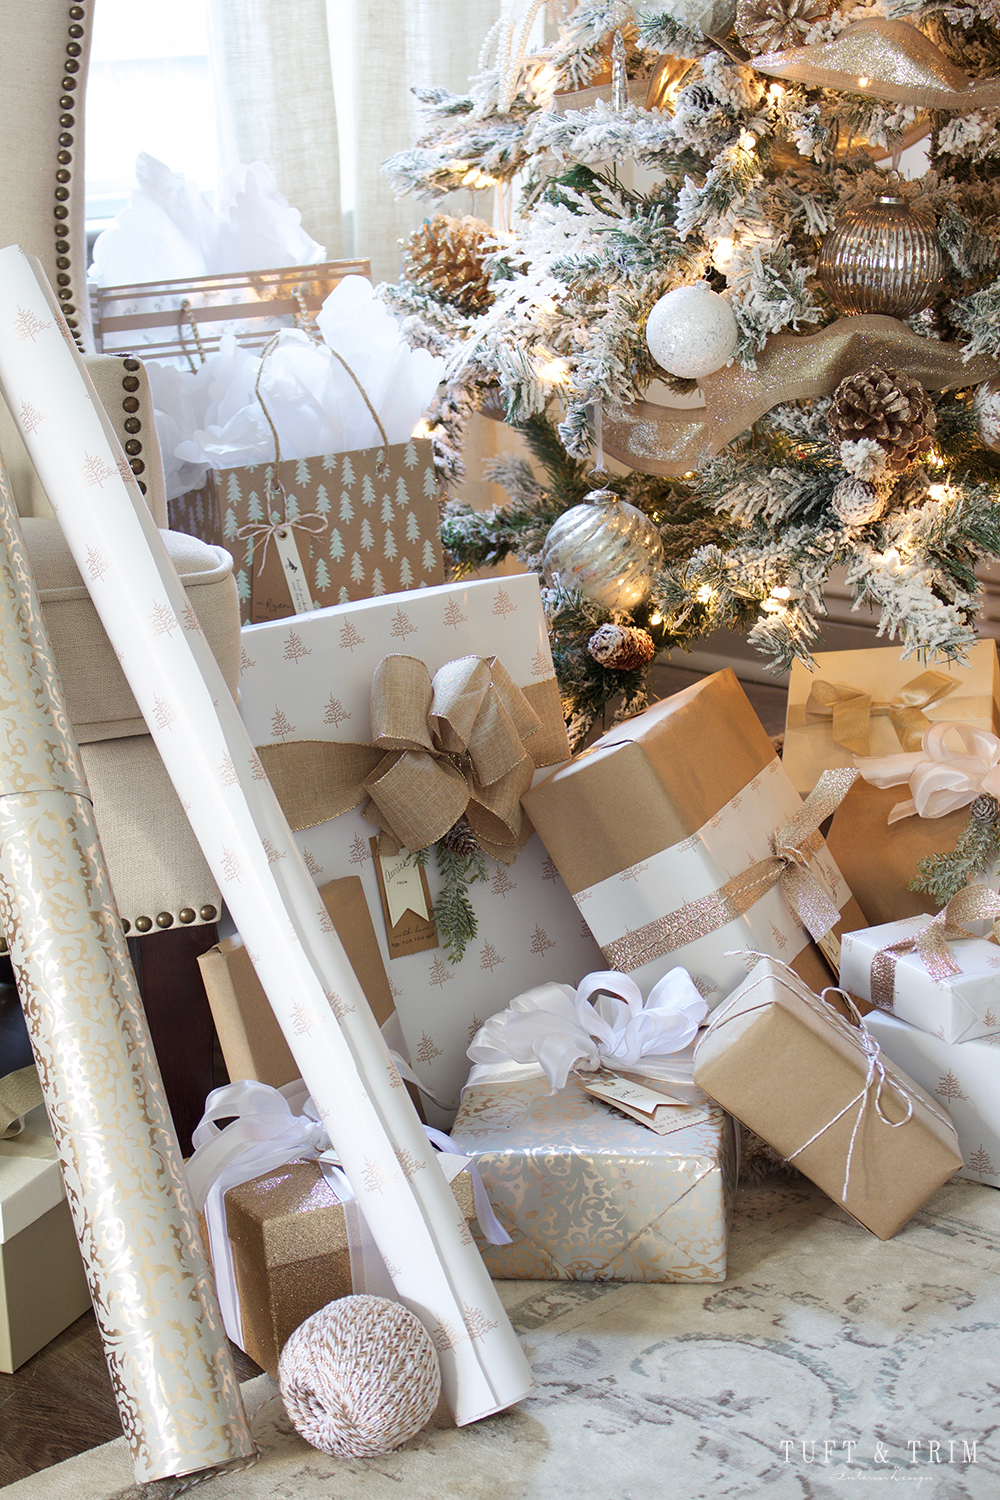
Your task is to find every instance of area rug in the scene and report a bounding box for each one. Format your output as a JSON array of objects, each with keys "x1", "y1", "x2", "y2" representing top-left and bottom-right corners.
[{"x1": 6, "y1": 1176, "x2": 999, "y2": 1500}]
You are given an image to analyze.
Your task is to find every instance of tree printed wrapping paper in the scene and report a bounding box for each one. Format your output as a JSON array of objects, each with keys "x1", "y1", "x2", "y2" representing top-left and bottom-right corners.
[
  {"x1": 864, "y1": 1010, "x2": 1000, "y2": 1189},
  {"x1": 0, "y1": 246, "x2": 533, "y2": 1429},
  {"x1": 841, "y1": 918, "x2": 1000, "y2": 1045},
  {"x1": 238, "y1": 576, "x2": 606, "y2": 1112},
  {"x1": 450, "y1": 1055, "x2": 738, "y2": 1282},
  {"x1": 169, "y1": 441, "x2": 444, "y2": 625}
]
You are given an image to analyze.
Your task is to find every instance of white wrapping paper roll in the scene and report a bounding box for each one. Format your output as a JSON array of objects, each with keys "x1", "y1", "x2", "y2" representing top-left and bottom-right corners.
[
  {"x1": 0, "y1": 246, "x2": 533, "y2": 1423},
  {"x1": 0, "y1": 456, "x2": 256, "y2": 1482}
]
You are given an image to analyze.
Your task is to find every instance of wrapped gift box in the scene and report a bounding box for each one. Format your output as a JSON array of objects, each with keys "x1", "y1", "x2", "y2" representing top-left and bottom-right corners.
[
  {"x1": 522, "y1": 669, "x2": 866, "y2": 1008},
  {"x1": 450, "y1": 1056, "x2": 737, "y2": 1282},
  {"x1": 864, "y1": 1010, "x2": 1000, "y2": 1189},
  {"x1": 236, "y1": 576, "x2": 605, "y2": 1112},
  {"x1": 784, "y1": 641, "x2": 1000, "y2": 797},
  {"x1": 841, "y1": 918, "x2": 1000, "y2": 1044},
  {"x1": 0, "y1": 1105, "x2": 91, "y2": 1371},
  {"x1": 693, "y1": 956, "x2": 963, "y2": 1239},
  {"x1": 221, "y1": 1156, "x2": 476, "y2": 1377}
]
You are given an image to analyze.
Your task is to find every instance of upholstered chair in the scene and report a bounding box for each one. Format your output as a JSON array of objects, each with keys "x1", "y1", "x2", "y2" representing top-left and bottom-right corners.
[{"x1": 1, "y1": 1, "x2": 241, "y2": 1147}]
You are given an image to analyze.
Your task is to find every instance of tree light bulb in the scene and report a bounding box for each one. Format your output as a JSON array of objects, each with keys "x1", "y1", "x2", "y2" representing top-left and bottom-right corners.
[
  {"x1": 711, "y1": 236, "x2": 736, "y2": 273},
  {"x1": 537, "y1": 356, "x2": 570, "y2": 385},
  {"x1": 927, "y1": 484, "x2": 948, "y2": 500},
  {"x1": 649, "y1": 611, "x2": 663, "y2": 625},
  {"x1": 771, "y1": 586, "x2": 792, "y2": 599},
  {"x1": 411, "y1": 420, "x2": 432, "y2": 439},
  {"x1": 740, "y1": 131, "x2": 757, "y2": 152},
  {"x1": 695, "y1": 584, "x2": 714, "y2": 603}
]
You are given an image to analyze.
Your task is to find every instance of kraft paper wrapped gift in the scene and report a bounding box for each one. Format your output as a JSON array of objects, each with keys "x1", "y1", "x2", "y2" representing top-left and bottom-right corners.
[
  {"x1": 0, "y1": 1105, "x2": 91, "y2": 1372},
  {"x1": 522, "y1": 669, "x2": 866, "y2": 1008},
  {"x1": 693, "y1": 956, "x2": 963, "y2": 1239},
  {"x1": 219, "y1": 1158, "x2": 476, "y2": 1377},
  {"x1": 826, "y1": 779, "x2": 966, "y2": 927},
  {"x1": 450, "y1": 1056, "x2": 737, "y2": 1282},
  {"x1": 236, "y1": 575, "x2": 605, "y2": 1113},
  {"x1": 864, "y1": 1010, "x2": 1000, "y2": 1190},
  {"x1": 783, "y1": 641, "x2": 1000, "y2": 797},
  {"x1": 840, "y1": 903, "x2": 1000, "y2": 1044}
]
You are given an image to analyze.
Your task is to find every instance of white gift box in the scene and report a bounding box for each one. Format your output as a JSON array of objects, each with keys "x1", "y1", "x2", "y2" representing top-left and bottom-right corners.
[
  {"x1": 864, "y1": 1011, "x2": 1000, "y2": 1188},
  {"x1": 237, "y1": 576, "x2": 604, "y2": 1111},
  {"x1": 841, "y1": 919, "x2": 1000, "y2": 1045},
  {"x1": 0, "y1": 1106, "x2": 91, "y2": 1371}
]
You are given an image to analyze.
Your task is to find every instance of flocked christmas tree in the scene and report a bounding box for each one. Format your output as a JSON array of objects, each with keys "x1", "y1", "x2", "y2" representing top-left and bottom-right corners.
[{"x1": 383, "y1": 0, "x2": 1000, "y2": 746}]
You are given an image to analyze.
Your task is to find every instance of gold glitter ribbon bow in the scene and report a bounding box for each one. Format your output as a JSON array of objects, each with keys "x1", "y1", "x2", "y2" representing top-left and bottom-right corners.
[
  {"x1": 258, "y1": 654, "x2": 551, "y2": 864},
  {"x1": 603, "y1": 768, "x2": 857, "y2": 973},
  {"x1": 804, "y1": 671, "x2": 956, "y2": 758},
  {"x1": 868, "y1": 884, "x2": 1000, "y2": 1012},
  {"x1": 601, "y1": 316, "x2": 998, "y2": 478}
]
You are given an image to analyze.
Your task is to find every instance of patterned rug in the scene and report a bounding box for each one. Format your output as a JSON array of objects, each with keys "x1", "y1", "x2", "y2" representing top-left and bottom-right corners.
[{"x1": 6, "y1": 1175, "x2": 999, "y2": 1500}]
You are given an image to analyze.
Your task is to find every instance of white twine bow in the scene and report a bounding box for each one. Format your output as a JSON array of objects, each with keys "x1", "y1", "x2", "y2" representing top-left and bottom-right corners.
[
  {"x1": 856, "y1": 721, "x2": 1000, "y2": 824},
  {"x1": 468, "y1": 967, "x2": 709, "y2": 1094},
  {"x1": 185, "y1": 1075, "x2": 509, "y2": 1349}
]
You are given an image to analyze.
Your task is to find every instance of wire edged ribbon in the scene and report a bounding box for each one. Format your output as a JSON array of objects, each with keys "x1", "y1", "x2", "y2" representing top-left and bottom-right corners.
[
  {"x1": 867, "y1": 884, "x2": 1000, "y2": 1012},
  {"x1": 856, "y1": 721, "x2": 1000, "y2": 824},
  {"x1": 804, "y1": 670, "x2": 956, "y2": 758}
]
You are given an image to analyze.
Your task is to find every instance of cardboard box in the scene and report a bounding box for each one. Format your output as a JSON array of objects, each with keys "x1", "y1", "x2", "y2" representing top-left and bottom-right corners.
[
  {"x1": 693, "y1": 956, "x2": 963, "y2": 1239},
  {"x1": 784, "y1": 641, "x2": 1000, "y2": 797},
  {"x1": 0, "y1": 1105, "x2": 91, "y2": 1371},
  {"x1": 450, "y1": 1059, "x2": 737, "y2": 1282},
  {"x1": 522, "y1": 670, "x2": 866, "y2": 1008},
  {"x1": 841, "y1": 917, "x2": 1000, "y2": 1045}
]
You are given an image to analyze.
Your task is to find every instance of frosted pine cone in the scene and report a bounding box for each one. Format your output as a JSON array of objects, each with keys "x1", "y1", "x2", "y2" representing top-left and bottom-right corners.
[
  {"x1": 439, "y1": 817, "x2": 479, "y2": 859},
  {"x1": 830, "y1": 477, "x2": 886, "y2": 527},
  {"x1": 828, "y1": 368, "x2": 936, "y2": 471},
  {"x1": 736, "y1": 0, "x2": 832, "y2": 54},
  {"x1": 402, "y1": 215, "x2": 495, "y2": 315},
  {"x1": 587, "y1": 623, "x2": 657, "y2": 670}
]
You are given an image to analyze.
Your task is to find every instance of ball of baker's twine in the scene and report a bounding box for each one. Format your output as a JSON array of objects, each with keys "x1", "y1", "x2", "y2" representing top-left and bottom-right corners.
[{"x1": 277, "y1": 1295, "x2": 442, "y2": 1459}]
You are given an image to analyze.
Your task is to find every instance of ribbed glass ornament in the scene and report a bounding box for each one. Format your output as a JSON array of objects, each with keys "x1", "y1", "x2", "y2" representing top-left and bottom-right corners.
[
  {"x1": 540, "y1": 487, "x2": 665, "y2": 610},
  {"x1": 818, "y1": 194, "x2": 944, "y2": 318}
]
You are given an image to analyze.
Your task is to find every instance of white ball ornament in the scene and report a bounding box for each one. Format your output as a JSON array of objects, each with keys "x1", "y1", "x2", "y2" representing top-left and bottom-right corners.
[{"x1": 645, "y1": 282, "x2": 739, "y2": 380}]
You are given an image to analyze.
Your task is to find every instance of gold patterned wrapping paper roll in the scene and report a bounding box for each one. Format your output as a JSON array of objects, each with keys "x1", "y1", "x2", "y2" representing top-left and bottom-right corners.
[{"x1": 0, "y1": 457, "x2": 255, "y2": 1483}]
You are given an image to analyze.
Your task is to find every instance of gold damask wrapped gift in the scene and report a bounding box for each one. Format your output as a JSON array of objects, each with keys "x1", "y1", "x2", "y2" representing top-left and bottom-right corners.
[{"x1": 450, "y1": 1058, "x2": 737, "y2": 1283}]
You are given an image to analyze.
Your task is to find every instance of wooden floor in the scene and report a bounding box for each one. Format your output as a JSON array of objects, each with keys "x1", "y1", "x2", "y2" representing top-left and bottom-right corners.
[{"x1": 0, "y1": 664, "x2": 790, "y2": 1486}]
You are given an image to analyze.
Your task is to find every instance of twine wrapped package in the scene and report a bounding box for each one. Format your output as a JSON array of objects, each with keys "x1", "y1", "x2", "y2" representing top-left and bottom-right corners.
[
  {"x1": 0, "y1": 1105, "x2": 91, "y2": 1372},
  {"x1": 864, "y1": 1010, "x2": 1000, "y2": 1189},
  {"x1": 693, "y1": 957, "x2": 963, "y2": 1238},
  {"x1": 522, "y1": 670, "x2": 866, "y2": 1008},
  {"x1": 840, "y1": 889, "x2": 1000, "y2": 1043},
  {"x1": 237, "y1": 576, "x2": 605, "y2": 1111},
  {"x1": 783, "y1": 642, "x2": 1000, "y2": 797}
]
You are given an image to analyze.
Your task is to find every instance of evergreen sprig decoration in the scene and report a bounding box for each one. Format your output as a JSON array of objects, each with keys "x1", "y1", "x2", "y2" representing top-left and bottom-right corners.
[
  {"x1": 433, "y1": 837, "x2": 489, "y2": 963},
  {"x1": 911, "y1": 797, "x2": 1000, "y2": 906}
]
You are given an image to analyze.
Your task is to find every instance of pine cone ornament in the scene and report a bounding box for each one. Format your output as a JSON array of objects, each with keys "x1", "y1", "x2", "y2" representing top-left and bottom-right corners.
[
  {"x1": 828, "y1": 367, "x2": 936, "y2": 471},
  {"x1": 830, "y1": 477, "x2": 886, "y2": 527},
  {"x1": 439, "y1": 817, "x2": 480, "y2": 859},
  {"x1": 587, "y1": 623, "x2": 657, "y2": 671},
  {"x1": 735, "y1": 0, "x2": 832, "y2": 54},
  {"x1": 402, "y1": 215, "x2": 495, "y2": 315}
]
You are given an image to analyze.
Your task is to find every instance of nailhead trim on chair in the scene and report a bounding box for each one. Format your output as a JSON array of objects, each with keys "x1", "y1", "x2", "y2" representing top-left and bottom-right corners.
[
  {"x1": 55, "y1": 3, "x2": 87, "y2": 351},
  {"x1": 114, "y1": 356, "x2": 149, "y2": 496}
]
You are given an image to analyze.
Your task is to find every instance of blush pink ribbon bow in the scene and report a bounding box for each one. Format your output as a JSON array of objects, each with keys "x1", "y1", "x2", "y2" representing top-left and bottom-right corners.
[{"x1": 855, "y1": 722, "x2": 1000, "y2": 824}]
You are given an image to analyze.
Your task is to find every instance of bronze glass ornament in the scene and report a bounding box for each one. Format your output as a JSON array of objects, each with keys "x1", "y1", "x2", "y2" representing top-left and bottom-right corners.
[
  {"x1": 818, "y1": 188, "x2": 944, "y2": 318},
  {"x1": 541, "y1": 485, "x2": 665, "y2": 610}
]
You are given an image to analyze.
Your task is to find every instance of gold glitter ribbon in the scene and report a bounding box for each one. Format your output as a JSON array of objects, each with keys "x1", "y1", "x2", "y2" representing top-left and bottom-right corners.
[
  {"x1": 258, "y1": 654, "x2": 560, "y2": 864},
  {"x1": 602, "y1": 768, "x2": 857, "y2": 973},
  {"x1": 868, "y1": 885, "x2": 1000, "y2": 1012},
  {"x1": 750, "y1": 19, "x2": 1000, "y2": 111},
  {"x1": 602, "y1": 316, "x2": 999, "y2": 478},
  {"x1": 804, "y1": 671, "x2": 956, "y2": 758}
]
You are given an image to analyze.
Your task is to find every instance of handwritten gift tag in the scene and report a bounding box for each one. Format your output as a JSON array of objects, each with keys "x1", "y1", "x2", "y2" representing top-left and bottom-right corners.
[
  {"x1": 370, "y1": 839, "x2": 439, "y2": 959},
  {"x1": 583, "y1": 1073, "x2": 712, "y2": 1135}
]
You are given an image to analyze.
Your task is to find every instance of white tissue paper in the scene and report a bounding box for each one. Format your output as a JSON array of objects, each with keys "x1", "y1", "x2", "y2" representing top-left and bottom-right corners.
[
  {"x1": 147, "y1": 278, "x2": 445, "y2": 500},
  {"x1": 89, "y1": 154, "x2": 327, "y2": 286}
]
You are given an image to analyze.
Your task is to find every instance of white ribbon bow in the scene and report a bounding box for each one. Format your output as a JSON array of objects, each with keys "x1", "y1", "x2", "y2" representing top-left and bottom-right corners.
[
  {"x1": 856, "y1": 721, "x2": 1000, "y2": 824},
  {"x1": 468, "y1": 967, "x2": 709, "y2": 1093},
  {"x1": 185, "y1": 1076, "x2": 509, "y2": 1350}
]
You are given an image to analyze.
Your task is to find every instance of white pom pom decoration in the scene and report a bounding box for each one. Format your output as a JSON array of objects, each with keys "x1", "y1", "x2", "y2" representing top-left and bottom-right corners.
[{"x1": 645, "y1": 283, "x2": 739, "y2": 380}]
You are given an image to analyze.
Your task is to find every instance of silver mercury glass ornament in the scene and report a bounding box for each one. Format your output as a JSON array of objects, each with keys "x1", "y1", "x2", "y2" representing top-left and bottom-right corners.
[
  {"x1": 818, "y1": 175, "x2": 944, "y2": 319},
  {"x1": 541, "y1": 480, "x2": 665, "y2": 610}
]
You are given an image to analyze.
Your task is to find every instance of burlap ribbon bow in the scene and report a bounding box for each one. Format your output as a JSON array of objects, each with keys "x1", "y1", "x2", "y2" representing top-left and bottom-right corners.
[
  {"x1": 603, "y1": 768, "x2": 857, "y2": 973},
  {"x1": 257, "y1": 654, "x2": 548, "y2": 864},
  {"x1": 868, "y1": 884, "x2": 1000, "y2": 1011},
  {"x1": 805, "y1": 670, "x2": 956, "y2": 758}
]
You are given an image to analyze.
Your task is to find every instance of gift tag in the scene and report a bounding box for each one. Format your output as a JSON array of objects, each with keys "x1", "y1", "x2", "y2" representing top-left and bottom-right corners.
[
  {"x1": 370, "y1": 839, "x2": 439, "y2": 958},
  {"x1": 584, "y1": 1074, "x2": 712, "y2": 1135},
  {"x1": 273, "y1": 527, "x2": 315, "y2": 614}
]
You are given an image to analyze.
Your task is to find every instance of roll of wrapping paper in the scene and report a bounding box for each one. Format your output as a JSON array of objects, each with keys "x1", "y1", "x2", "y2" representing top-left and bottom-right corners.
[
  {"x1": 0, "y1": 247, "x2": 533, "y2": 1423},
  {"x1": 0, "y1": 458, "x2": 255, "y2": 1481}
]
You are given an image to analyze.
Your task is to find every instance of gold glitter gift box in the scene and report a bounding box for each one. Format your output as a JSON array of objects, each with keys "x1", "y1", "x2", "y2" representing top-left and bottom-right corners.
[
  {"x1": 450, "y1": 1062, "x2": 737, "y2": 1282},
  {"x1": 218, "y1": 1160, "x2": 476, "y2": 1377}
]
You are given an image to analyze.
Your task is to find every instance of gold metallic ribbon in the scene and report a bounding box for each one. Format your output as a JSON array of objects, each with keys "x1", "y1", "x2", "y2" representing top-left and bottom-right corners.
[
  {"x1": 258, "y1": 654, "x2": 553, "y2": 864},
  {"x1": 602, "y1": 316, "x2": 999, "y2": 478},
  {"x1": 751, "y1": 19, "x2": 1000, "y2": 111},
  {"x1": 868, "y1": 885, "x2": 1000, "y2": 1012},
  {"x1": 603, "y1": 768, "x2": 857, "y2": 973},
  {"x1": 804, "y1": 671, "x2": 956, "y2": 758}
]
